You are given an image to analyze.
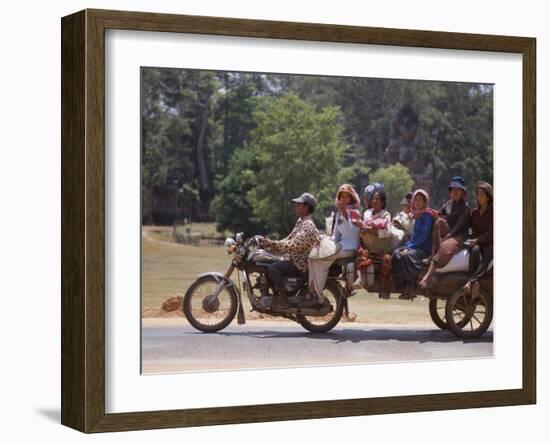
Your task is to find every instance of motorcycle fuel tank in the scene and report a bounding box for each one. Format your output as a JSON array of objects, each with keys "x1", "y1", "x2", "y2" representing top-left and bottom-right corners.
[{"x1": 248, "y1": 250, "x2": 283, "y2": 263}]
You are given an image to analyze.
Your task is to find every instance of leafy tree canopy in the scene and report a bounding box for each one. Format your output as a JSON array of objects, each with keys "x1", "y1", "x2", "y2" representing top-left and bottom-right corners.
[{"x1": 245, "y1": 93, "x2": 347, "y2": 237}]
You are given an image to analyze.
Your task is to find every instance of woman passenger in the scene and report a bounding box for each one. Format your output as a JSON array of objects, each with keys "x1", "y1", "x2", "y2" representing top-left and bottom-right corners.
[
  {"x1": 390, "y1": 191, "x2": 414, "y2": 249},
  {"x1": 362, "y1": 182, "x2": 385, "y2": 209},
  {"x1": 462, "y1": 181, "x2": 493, "y2": 297},
  {"x1": 353, "y1": 189, "x2": 392, "y2": 298},
  {"x1": 391, "y1": 190, "x2": 434, "y2": 299},
  {"x1": 419, "y1": 176, "x2": 470, "y2": 289},
  {"x1": 306, "y1": 184, "x2": 361, "y2": 304}
]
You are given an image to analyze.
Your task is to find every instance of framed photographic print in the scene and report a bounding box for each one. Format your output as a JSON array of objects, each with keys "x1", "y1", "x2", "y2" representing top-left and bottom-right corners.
[{"x1": 61, "y1": 9, "x2": 536, "y2": 433}]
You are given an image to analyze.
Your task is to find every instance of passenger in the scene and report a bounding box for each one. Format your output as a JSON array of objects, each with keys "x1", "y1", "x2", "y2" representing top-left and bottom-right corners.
[
  {"x1": 419, "y1": 176, "x2": 470, "y2": 289},
  {"x1": 353, "y1": 189, "x2": 392, "y2": 298},
  {"x1": 391, "y1": 189, "x2": 434, "y2": 299},
  {"x1": 390, "y1": 191, "x2": 414, "y2": 249},
  {"x1": 306, "y1": 184, "x2": 361, "y2": 304},
  {"x1": 357, "y1": 189, "x2": 392, "y2": 236},
  {"x1": 462, "y1": 181, "x2": 493, "y2": 297},
  {"x1": 362, "y1": 182, "x2": 385, "y2": 209}
]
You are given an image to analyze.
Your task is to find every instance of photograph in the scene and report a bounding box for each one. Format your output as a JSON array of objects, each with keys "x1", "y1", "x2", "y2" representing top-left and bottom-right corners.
[
  {"x1": 58, "y1": 6, "x2": 536, "y2": 432},
  {"x1": 140, "y1": 67, "x2": 495, "y2": 374}
]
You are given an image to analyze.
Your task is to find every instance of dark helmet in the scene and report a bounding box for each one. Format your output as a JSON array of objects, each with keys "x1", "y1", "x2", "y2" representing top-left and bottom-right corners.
[{"x1": 363, "y1": 182, "x2": 384, "y2": 201}]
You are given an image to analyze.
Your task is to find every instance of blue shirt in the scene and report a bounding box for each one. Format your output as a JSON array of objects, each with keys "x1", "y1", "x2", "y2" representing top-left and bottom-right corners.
[
  {"x1": 332, "y1": 212, "x2": 360, "y2": 251},
  {"x1": 405, "y1": 212, "x2": 433, "y2": 254}
]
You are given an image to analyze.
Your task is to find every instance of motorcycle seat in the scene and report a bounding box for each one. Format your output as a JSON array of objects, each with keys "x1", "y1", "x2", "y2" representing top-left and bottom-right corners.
[{"x1": 436, "y1": 248, "x2": 469, "y2": 273}]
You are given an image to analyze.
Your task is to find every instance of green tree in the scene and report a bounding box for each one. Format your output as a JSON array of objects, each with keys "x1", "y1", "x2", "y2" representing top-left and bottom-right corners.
[
  {"x1": 210, "y1": 148, "x2": 266, "y2": 237},
  {"x1": 370, "y1": 163, "x2": 414, "y2": 215},
  {"x1": 141, "y1": 68, "x2": 219, "y2": 221},
  {"x1": 141, "y1": 68, "x2": 493, "y2": 225},
  {"x1": 246, "y1": 93, "x2": 347, "y2": 237},
  {"x1": 412, "y1": 83, "x2": 493, "y2": 206},
  {"x1": 210, "y1": 72, "x2": 270, "y2": 181}
]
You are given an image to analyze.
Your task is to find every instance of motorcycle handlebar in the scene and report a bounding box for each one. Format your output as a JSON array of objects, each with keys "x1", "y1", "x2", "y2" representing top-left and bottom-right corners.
[{"x1": 244, "y1": 235, "x2": 262, "y2": 250}]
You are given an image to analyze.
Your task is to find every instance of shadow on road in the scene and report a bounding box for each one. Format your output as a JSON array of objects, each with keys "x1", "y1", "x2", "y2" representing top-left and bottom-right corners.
[{"x1": 213, "y1": 327, "x2": 493, "y2": 345}]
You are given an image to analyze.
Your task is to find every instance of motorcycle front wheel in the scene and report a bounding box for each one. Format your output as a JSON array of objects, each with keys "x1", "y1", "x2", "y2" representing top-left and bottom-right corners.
[
  {"x1": 297, "y1": 282, "x2": 344, "y2": 333},
  {"x1": 183, "y1": 275, "x2": 238, "y2": 333}
]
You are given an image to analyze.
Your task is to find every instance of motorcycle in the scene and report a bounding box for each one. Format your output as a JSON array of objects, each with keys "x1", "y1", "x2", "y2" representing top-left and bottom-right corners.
[
  {"x1": 183, "y1": 233, "x2": 493, "y2": 339},
  {"x1": 183, "y1": 233, "x2": 350, "y2": 333}
]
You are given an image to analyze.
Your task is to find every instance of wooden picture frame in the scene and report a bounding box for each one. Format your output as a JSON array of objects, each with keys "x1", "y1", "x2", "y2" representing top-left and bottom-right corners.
[{"x1": 61, "y1": 8, "x2": 536, "y2": 433}]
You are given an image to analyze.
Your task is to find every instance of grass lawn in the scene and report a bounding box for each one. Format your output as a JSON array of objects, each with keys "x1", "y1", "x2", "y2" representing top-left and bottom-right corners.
[
  {"x1": 142, "y1": 230, "x2": 233, "y2": 308},
  {"x1": 142, "y1": 226, "x2": 435, "y2": 324},
  {"x1": 146, "y1": 223, "x2": 230, "y2": 242}
]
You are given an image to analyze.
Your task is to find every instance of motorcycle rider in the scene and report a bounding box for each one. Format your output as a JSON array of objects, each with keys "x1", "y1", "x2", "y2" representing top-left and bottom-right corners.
[{"x1": 260, "y1": 193, "x2": 320, "y2": 308}]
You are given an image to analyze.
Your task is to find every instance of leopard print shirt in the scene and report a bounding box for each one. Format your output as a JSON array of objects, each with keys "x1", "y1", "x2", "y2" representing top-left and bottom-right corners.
[{"x1": 269, "y1": 215, "x2": 320, "y2": 271}]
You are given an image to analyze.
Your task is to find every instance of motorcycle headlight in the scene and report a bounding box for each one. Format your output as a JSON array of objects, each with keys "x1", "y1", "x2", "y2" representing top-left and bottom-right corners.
[{"x1": 224, "y1": 237, "x2": 236, "y2": 253}]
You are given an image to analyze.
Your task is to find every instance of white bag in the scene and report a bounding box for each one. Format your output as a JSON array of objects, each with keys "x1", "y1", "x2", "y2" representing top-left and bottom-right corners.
[{"x1": 309, "y1": 234, "x2": 342, "y2": 260}]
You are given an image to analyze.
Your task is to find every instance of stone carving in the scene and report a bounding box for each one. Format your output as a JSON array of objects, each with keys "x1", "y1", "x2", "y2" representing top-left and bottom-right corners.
[{"x1": 386, "y1": 104, "x2": 433, "y2": 193}]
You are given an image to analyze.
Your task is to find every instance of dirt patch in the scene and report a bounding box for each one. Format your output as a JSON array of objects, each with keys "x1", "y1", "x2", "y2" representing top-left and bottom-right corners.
[
  {"x1": 142, "y1": 307, "x2": 184, "y2": 318},
  {"x1": 162, "y1": 295, "x2": 183, "y2": 312}
]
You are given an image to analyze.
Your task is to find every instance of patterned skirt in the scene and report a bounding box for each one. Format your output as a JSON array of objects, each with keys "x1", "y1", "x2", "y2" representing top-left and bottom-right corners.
[{"x1": 391, "y1": 247, "x2": 429, "y2": 290}]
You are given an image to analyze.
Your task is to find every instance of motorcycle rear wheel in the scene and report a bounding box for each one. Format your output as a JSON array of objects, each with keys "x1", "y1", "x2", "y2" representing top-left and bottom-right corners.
[
  {"x1": 428, "y1": 297, "x2": 448, "y2": 330},
  {"x1": 429, "y1": 296, "x2": 469, "y2": 331},
  {"x1": 445, "y1": 287, "x2": 493, "y2": 339},
  {"x1": 297, "y1": 282, "x2": 344, "y2": 333},
  {"x1": 183, "y1": 275, "x2": 238, "y2": 333}
]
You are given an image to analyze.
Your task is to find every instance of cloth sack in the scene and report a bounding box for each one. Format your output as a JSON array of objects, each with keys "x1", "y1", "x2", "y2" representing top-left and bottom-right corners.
[
  {"x1": 365, "y1": 217, "x2": 388, "y2": 230},
  {"x1": 309, "y1": 234, "x2": 342, "y2": 260}
]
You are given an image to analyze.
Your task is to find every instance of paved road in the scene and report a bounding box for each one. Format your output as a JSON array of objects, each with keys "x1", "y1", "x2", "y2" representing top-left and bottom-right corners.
[{"x1": 141, "y1": 320, "x2": 493, "y2": 374}]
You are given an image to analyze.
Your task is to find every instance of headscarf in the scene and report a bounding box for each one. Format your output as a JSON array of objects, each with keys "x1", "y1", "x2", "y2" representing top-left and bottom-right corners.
[
  {"x1": 336, "y1": 184, "x2": 360, "y2": 209},
  {"x1": 411, "y1": 189, "x2": 430, "y2": 219},
  {"x1": 475, "y1": 181, "x2": 493, "y2": 206}
]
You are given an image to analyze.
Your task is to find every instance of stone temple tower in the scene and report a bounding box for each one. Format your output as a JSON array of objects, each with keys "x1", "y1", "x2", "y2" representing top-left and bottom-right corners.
[{"x1": 386, "y1": 104, "x2": 433, "y2": 194}]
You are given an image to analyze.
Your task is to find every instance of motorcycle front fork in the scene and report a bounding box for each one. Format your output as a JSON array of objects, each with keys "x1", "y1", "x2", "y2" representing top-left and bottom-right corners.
[
  {"x1": 206, "y1": 265, "x2": 236, "y2": 303},
  {"x1": 240, "y1": 270, "x2": 257, "y2": 307}
]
